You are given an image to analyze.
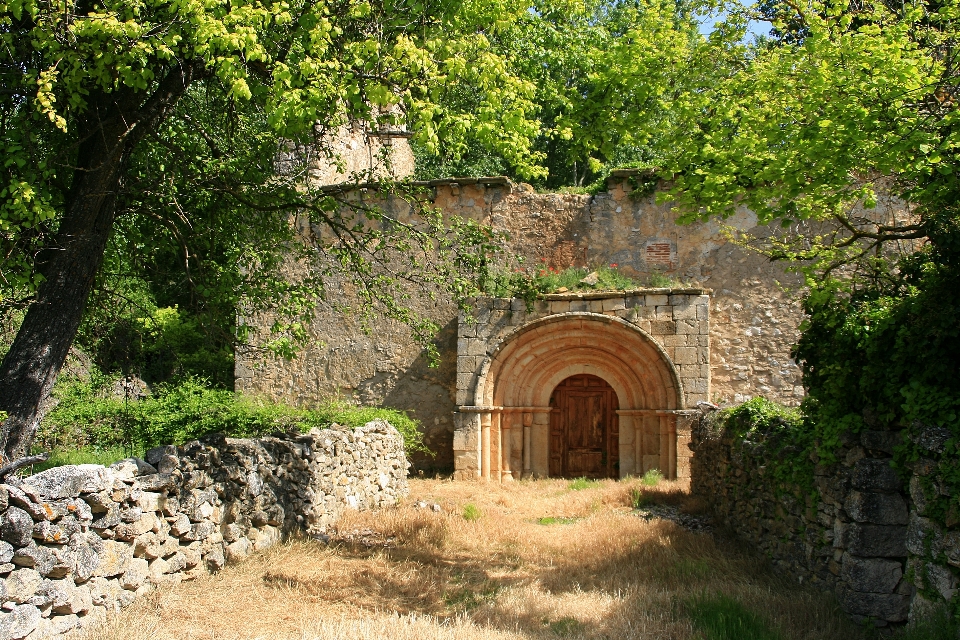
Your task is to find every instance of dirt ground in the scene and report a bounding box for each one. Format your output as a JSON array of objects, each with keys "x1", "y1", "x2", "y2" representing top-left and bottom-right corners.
[{"x1": 80, "y1": 478, "x2": 865, "y2": 640}]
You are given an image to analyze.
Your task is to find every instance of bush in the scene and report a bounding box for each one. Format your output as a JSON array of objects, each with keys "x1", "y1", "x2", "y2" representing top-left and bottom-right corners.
[{"x1": 38, "y1": 376, "x2": 429, "y2": 459}]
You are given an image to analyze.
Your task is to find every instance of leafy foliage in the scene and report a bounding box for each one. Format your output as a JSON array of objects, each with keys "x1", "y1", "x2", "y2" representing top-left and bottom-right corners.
[
  {"x1": 710, "y1": 398, "x2": 812, "y2": 494},
  {"x1": 37, "y1": 376, "x2": 428, "y2": 458}
]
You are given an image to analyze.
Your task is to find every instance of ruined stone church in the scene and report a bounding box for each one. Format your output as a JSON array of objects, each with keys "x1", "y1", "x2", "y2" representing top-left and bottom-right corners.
[{"x1": 234, "y1": 134, "x2": 900, "y2": 482}]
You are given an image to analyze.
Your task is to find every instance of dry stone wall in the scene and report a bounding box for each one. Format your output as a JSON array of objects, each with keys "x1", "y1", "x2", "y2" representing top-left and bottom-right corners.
[
  {"x1": 0, "y1": 421, "x2": 408, "y2": 639},
  {"x1": 692, "y1": 415, "x2": 959, "y2": 626}
]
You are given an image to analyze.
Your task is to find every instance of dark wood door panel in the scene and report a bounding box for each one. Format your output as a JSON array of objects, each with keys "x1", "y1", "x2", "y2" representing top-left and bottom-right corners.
[{"x1": 549, "y1": 374, "x2": 619, "y2": 479}]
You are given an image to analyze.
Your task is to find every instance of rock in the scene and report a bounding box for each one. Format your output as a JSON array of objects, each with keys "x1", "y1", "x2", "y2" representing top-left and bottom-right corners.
[
  {"x1": 840, "y1": 553, "x2": 902, "y2": 593},
  {"x1": 91, "y1": 504, "x2": 121, "y2": 530},
  {"x1": 170, "y1": 514, "x2": 191, "y2": 537},
  {"x1": 906, "y1": 512, "x2": 942, "y2": 557},
  {"x1": 133, "y1": 532, "x2": 160, "y2": 560},
  {"x1": 156, "y1": 455, "x2": 180, "y2": 475},
  {"x1": 135, "y1": 474, "x2": 176, "y2": 492},
  {"x1": 941, "y1": 530, "x2": 960, "y2": 568},
  {"x1": 81, "y1": 491, "x2": 113, "y2": 514},
  {"x1": 145, "y1": 446, "x2": 177, "y2": 466},
  {"x1": 26, "y1": 465, "x2": 111, "y2": 500},
  {"x1": 0, "y1": 603, "x2": 41, "y2": 639},
  {"x1": 925, "y1": 563, "x2": 958, "y2": 602},
  {"x1": 182, "y1": 522, "x2": 216, "y2": 542},
  {"x1": 836, "y1": 586, "x2": 910, "y2": 622},
  {"x1": 0, "y1": 508, "x2": 35, "y2": 548},
  {"x1": 33, "y1": 612, "x2": 79, "y2": 636},
  {"x1": 841, "y1": 523, "x2": 908, "y2": 558},
  {"x1": 93, "y1": 540, "x2": 132, "y2": 578},
  {"x1": 844, "y1": 491, "x2": 908, "y2": 525},
  {"x1": 204, "y1": 545, "x2": 225, "y2": 572},
  {"x1": 3, "y1": 486, "x2": 51, "y2": 522},
  {"x1": 164, "y1": 552, "x2": 187, "y2": 574},
  {"x1": 50, "y1": 581, "x2": 92, "y2": 614},
  {"x1": 120, "y1": 558, "x2": 149, "y2": 590},
  {"x1": 115, "y1": 513, "x2": 158, "y2": 540},
  {"x1": 182, "y1": 546, "x2": 201, "y2": 569},
  {"x1": 69, "y1": 533, "x2": 102, "y2": 582},
  {"x1": 12, "y1": 545, "x2": 56, "y2": 577},
  {"x1": 0, "y1": 541, "x2": 14, "y2": 564},
  {"x1": 4, "y1": 569, "x2": 41, "y2": 603},
  {"x1": 136, "y1": 491, "x2": 165, "y2": 513},
  {"x1": 850, "y1": 459, "x2": 902, "y2": 493},
  {"x1": 859, "y1": 431, "x2": 901, "y2": 455},
  {"x1": 225, "y1": 537, "x2": 252, "y2": 562},
  {"x1": 109, "y1": 458, "x2": 157, "y2": 481},
  {"x1": 579, "y1": 271, "x2": 599, "y2": 286},
  {"x1": 86, "y1": 576, "x2": 124, "y2": 609}
]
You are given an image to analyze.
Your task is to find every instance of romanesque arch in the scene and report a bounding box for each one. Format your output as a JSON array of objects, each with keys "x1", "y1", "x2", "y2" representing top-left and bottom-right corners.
[{"x1": 458, "y1": 313, "x2": 690, "y2": 481}]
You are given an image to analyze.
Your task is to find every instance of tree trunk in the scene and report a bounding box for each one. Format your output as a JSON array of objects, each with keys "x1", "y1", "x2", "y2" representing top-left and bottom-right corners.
[{"x1": 0, "y1": 65, "x2": 199, "y2": 463}]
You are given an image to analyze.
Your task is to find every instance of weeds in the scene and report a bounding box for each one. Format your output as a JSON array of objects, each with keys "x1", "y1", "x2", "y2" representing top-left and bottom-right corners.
[
  {"x1": 642, "y1": 469, "x2": 664, "y2": 486},
  {"x1": 462, "y1": 503, "x2": 482, "y2": 521},
  {"x1": 687, "y1": 593, "x2": 784, "y2": 640},
  {"x1": 568, "y1": 477, "x2": 600, "y2": 491}
]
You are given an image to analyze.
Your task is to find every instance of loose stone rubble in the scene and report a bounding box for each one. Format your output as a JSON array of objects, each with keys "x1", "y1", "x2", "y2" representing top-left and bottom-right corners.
[
  {"x1": 692, "y1": 415, "x2": 958, "y2": 627},
  {"x1": 0, "y1": 420, "x2": 408, "y2": 639}
]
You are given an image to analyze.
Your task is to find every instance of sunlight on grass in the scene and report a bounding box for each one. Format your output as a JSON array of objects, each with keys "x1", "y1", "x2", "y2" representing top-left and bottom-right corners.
[{"x1": 31, "y1": 446, "x2": 134, "y2": 473}]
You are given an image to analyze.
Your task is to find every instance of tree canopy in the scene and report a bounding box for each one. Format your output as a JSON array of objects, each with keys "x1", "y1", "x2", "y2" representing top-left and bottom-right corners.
[{"x1": 0, "y1": 0, "x2": 553, "y2": 462}]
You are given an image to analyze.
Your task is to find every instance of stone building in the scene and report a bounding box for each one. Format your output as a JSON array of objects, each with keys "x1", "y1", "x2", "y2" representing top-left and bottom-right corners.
[{"x1": 235, "y1": 169, "x2": 910, "y2": 479}]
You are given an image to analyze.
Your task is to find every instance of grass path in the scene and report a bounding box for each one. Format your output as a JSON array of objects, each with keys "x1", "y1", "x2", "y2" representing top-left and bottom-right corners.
[{"x1": 82, "y1": 478, "x2": 866, "y2": 640}]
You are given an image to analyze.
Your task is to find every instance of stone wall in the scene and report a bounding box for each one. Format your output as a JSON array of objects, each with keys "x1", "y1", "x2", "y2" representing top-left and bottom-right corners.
[
  {"x1": 239, "y1": 171, "x2": 876, "y2": 471},
  {"x1": 0, "y1": 421, "x2": 408, "y2": 639},
  {"x1": 691, "y1": 414, "x2": 959, "y2": 626}
]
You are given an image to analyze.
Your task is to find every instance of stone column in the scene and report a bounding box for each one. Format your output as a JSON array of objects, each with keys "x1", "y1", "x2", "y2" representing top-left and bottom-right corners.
[
  {"x1": 522, "y1": 412, "x2": 533, "y2": 478},
  {"x1": 481, "y1": 411, "x2": 492, "y2": 481},
  {"x1": 531, "y1": 410, "x2": 551, "y2": 477},
  {"x1": 501, "y1": 411, "x2": 513, "y2": 481},
  {"x1": 616, "y1": 412, "x2": 636, "y2": 478}
]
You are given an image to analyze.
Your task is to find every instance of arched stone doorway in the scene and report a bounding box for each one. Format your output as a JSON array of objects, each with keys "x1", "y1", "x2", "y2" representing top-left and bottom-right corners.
[
  {"x1": 549, "y1": 374, "x2": 619, "y2": 478},
  {"x1": 454, "y1": 303, "x2": 704, "y2": 481}
]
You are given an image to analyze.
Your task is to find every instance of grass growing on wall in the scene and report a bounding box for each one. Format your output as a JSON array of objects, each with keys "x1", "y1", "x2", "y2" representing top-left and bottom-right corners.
[
  {"x1": 36, "y1": 376, "x2": 429, "y2": 467},
  {"x1": 481, "y1": 264, "x2": 682, "y2": 299}
]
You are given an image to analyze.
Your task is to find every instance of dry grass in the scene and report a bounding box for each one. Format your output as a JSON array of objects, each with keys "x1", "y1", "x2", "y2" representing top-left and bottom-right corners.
[{"x1": 80, "y1": 478, "x2": 866, "y2": 640}]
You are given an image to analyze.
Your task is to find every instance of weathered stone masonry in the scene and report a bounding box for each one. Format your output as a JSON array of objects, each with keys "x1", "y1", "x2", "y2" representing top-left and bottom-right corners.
[
  {"x1": 238, "y1": 170, "x2": 862, "y2": 472},
  {"x1": 453, "y1": 291, "x2": 706, "y2": 481},
  {"x1": 691, "y1": 415, "x2": 959, "y2": 626},
  {"x1": 0, "y1": 421, "x2": 407, "y2": 639}
]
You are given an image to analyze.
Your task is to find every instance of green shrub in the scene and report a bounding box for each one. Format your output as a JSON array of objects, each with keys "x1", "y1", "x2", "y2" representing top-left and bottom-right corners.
[{"x1": 38, "y1": 376, "x2": 429, "y2": 461}]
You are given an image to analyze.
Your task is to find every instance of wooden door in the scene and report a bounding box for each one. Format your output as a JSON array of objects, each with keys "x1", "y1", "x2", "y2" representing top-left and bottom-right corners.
[{"x1": 549, "y1": 374, "x2": 619, "y2": 478}]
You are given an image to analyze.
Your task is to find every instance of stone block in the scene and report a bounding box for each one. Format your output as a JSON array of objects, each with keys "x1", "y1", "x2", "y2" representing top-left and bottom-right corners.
[
  {"x1": 674, "y1": 347, "x2": 697, "y2": 365},
  {"x1": 850, "y1": 458, "x2": 902, "y2": 493},
  {"x1": 673, "y1": 303, "x2": 698, "y2": 320},
  {"x1": 457, "y1": 355, "x2": 479, "y2": 375},
  {"x1": 840, "y1": 553, "x2": 902, "y2": 593},
  {"x1": 836, "y1": 586, "x2": 910, "y2": 622},
  {"x1": 841, "y1": 523, "x2": 907, "y2": 558},
  {"x1": 844, "y1": 491, "x2": 908, "y2": 525},
  {"x1": 645, "y1": 294, "x2": 668, "y2": 306},
  {"x1": 549, "y1": 300, "x2": 570, "y2": 314},
  {"x1": 676, "y1": 318, "x2": 699, "y2": 335},
  {"x1": 654, "y1": 305, "x2": 673, "y2": 320},
  {"x1": 649, "y1": 320, "x2": 676, "y2": 335},
  {"x1": 602, "y1": 298, "x2": 626, "y2": 311}
]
